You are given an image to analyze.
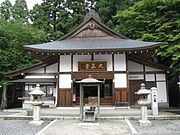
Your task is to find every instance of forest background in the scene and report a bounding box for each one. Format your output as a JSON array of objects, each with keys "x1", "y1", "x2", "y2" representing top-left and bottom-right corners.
[{"x1": 0, "y1": 0, "x2": 179, "y2": 83}]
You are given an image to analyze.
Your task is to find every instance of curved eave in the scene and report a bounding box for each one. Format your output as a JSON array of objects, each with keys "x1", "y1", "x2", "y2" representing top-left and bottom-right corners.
[{"x1": 23, "y1": 39, "x2": 162, "y2": 53}]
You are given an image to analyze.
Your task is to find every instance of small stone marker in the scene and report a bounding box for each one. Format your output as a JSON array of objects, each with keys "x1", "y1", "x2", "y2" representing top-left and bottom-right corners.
[{"x1": 151, "y1": 87, "x2": 158, "y2": 116}]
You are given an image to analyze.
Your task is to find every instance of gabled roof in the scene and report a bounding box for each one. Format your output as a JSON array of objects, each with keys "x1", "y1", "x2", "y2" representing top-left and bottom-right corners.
[
  {"x1": 24, "y1": 10, "x2": 162, "y2": 53},
  {"x1": 58, "y1": 10, "x2": 128, "y2": 40}
]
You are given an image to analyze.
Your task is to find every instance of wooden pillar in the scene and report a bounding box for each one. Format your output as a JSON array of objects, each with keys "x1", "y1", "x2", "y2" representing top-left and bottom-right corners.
[
  {"x1": 97, "y1": 84, "x2": 100, "y2": 121},
  {"x1": 80, "y1": 85, "x2": 84, "y2": 121},
  {"x1": 1, "y1": 85, "x2": 7, "y2": 109}
]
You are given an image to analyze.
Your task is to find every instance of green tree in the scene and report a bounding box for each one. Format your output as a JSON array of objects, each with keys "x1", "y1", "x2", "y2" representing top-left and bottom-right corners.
[
  {"x1": 30, "y1": 0, "x2": 66, "y2": 40},
  {"x1": 63, "y1": 0, "x2": 87, "y2": 32},
  {"x1": 95, "y1": 0, "x2": 139, "y2": 28},
  {"x1": 12, "y1": 0, "x2": 29, "y2": 21},
  {"x1": 0, "y1": 19, "x2": 46, "y2": 76},
  {"x1": 115, "y1": 0, "x2": 180, "y2": 72},
  {"x1": 0, "y1": 0, "x2": 13, "y2": 20},
  {"x1": 30, "y1": 0, "x2": 89, "y2": 40}
]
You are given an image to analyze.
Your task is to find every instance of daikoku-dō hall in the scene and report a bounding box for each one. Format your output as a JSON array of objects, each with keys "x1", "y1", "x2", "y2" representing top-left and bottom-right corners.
[{"x1": 6, "y1": 10, "x2": 168, "y2": 108}]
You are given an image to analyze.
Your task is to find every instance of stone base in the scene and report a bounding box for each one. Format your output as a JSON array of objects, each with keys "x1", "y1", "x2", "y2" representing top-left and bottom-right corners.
[
  {"x1": 138, "y1": 120, "x2": 151, "y2": 127},
  {"x1": 29, "y1": 120, "x2": 44, "y2": 125}
]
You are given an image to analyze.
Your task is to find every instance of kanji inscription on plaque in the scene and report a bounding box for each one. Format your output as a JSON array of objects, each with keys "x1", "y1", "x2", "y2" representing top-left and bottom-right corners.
[{"x1": 78, "y1": 61, "x2": 107, "y2": 72}]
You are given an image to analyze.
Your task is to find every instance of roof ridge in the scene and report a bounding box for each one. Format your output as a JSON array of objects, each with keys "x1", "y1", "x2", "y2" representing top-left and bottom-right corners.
[{"x1": 83, "y1": 9, "x2": 101, "y2": 22}]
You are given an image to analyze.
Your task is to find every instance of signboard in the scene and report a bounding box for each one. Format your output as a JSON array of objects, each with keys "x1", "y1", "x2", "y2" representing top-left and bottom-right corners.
[{"x1": 78, "y1": 61, "x2": 107, "y2": 72}]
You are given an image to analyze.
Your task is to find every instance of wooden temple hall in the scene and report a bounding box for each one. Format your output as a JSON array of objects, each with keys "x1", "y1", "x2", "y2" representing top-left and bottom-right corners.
[{"x1": 6, "y1": 10, "x2": 169, "y2": 108}]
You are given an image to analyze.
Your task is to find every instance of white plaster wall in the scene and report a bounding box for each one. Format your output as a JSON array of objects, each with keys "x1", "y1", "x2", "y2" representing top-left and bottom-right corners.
[
  {"x1": 28, "y1": 85, "x2": 34, "y2": 91},
  {"x1": 60, "y1": 55, "x2": 71, "y2": 72},
  {"x1": 25, "y1": 85, "x2": 28, "y2": 90},
  {"x1": 59, "y1": 74, "x2": 71, "y2": 88},
  {"x1": 53, "y1": 87, "x2": 57, "y2": 97},
  {"x1": 145, "y1": 74, "x2": 155, "y2": 81},
  {"x1": 25, "y1": 76, "x2": 55, "y2": 78},
  {"x1": 94, "y1": 54, "x2": 112, "y2": 71},
  {"x1": 128, "y1": 60, "x2": 143, "y2": 72},
  {"x1": 157, "y1": 82, "x2": 167, "y2": 102},
  {"x1": 114, "y1": 73, "x2": 127, "y2": 88},
  {"x1": 114, "y1": 54, "x2": 126, "y2": 71},
  {"x1": 129, "y1": 74, "x2": 144, "y2": 80},
  {"x1": 46, "y1": 63, "x2": 58, "y2": 73},
  {"x1": 28, "y1": 68, "x2": 44, "y2": 73},
  {"x1": 156, "y1": 74, "x2": 166, "y2": 81},
  {"x1": 145, "y1": 66, "x2": 163, "y2": 71},
  {"x1": 73, "y1": 55, "x2": 91, "y2": 71}
]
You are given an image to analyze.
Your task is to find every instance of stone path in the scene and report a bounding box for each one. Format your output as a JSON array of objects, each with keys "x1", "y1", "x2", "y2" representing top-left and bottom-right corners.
[{"x1": 36, "y1": 119, "x2": 133, "y2": 135}]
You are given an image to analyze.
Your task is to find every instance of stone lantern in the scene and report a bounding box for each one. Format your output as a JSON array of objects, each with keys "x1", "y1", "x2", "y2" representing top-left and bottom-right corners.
[
  {"x1": 29, "y1": 84, "x2": 45, "y2": 125},
  {"x1": 135, "y1": 83, "x2": 151, "y2": 127}
]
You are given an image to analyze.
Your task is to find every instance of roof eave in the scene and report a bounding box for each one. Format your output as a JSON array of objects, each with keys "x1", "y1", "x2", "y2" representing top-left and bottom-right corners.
[
  {"x1": 23, "y1": 42, "x2": 162, "y2": 53},
  {"x1": 5, "y1": 62, "x2": 46, "y2": 77},
  {"x1": 5, "y1": 57, "x2": 58, "y2": 77}
]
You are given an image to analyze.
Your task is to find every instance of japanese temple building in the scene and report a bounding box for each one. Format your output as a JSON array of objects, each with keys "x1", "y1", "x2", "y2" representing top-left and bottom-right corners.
[{"x1": 6, "y1": 10, "x2": 169, "y2": 108}]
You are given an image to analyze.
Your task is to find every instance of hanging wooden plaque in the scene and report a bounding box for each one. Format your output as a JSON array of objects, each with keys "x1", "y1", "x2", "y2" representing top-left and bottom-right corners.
[{"x1": 78, "y1": 61, "x2": 107, "y2": 72}]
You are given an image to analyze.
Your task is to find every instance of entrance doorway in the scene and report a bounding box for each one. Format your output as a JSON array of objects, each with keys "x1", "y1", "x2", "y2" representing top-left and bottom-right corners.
[
  {"x1": 73, "y1": 79, "x2": 113, "y2": 105},
  {"x1": 84, "y1": 86, "x2": 97, "y2": 98}
]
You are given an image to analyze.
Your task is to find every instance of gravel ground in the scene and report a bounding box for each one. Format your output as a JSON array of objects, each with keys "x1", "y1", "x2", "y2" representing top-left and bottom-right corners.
[
  {"x1": 0, "y1": 118, "x2": 51, "y2": 135},
  {"x1": 131, "y1": 120, "x2": 180, "y2": 135}
]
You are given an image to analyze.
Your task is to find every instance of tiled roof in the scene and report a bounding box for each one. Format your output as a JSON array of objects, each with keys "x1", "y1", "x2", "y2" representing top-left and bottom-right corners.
[{"x1": 24, "y1": 39, "x2": 161, "y2": 52}]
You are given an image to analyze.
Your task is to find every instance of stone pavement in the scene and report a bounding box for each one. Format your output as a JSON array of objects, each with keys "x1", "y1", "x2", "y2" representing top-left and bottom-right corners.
[
  {"x1": 36, "y1": 119, "x2": 180, "y2": 135},
  {"x1": 40, "y1": 107, "x2": 148, "y2": 117},
  {"x1": 36, "y1": 119, "x2": 133, "y2": 135},
  {"x1": 1, "y1": 107, "x2": 180, "y2": 121}
]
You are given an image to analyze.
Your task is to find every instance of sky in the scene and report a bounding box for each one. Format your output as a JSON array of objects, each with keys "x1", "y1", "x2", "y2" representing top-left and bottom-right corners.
[{"x1": 0, "y1": 0, "x2": 43, "y2": 9}]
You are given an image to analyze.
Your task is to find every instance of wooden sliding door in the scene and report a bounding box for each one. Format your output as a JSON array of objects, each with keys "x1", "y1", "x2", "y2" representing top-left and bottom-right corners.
[{"x1": 58, "y1": 89, "x2": 72, "y2": 106}]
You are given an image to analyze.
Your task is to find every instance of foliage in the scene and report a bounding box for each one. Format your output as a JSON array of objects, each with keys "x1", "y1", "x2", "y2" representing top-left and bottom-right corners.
[
  {"x1": 12, "y1": 0, "x2": 29, "y2": 21},
  {"x1": 95, "y1": 0, "x2": 139, "y2": 28},
  {"x1": 63, "y1": 0, "x2": 87, "y2": 32},
  {"x1": 30, "y1": 0, "x2": 67, "y2": 41},
  {"x1": 30, "y1": 0, "x2": 90, "y2": 40},
  {"x1": 29, "y1": 0, "x2": 138, "y2": 40},
  {"x1": 115, "y1": 0, "x2": 180, "y2": 72},
  {"x1": 0, "y1": 19, "x2": 46, "y2": 80},
  {"x1": 0, "y1": 0, "x2": 12, "y2": 20}
]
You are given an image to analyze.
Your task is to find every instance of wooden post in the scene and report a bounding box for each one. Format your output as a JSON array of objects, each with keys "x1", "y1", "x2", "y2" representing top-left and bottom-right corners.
[
  {"x1": 82, "y1": 86, "x2": 84, "y2": 120},
  {"x1": 97, "y1": 84, "x2": 100, "y2": 122},
  {"x1": 1, "y1": 85, "x2": 7, "y2": 109},
  {"x1": 80, "y1": 85, "x2": 83, "y2": 121}
]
